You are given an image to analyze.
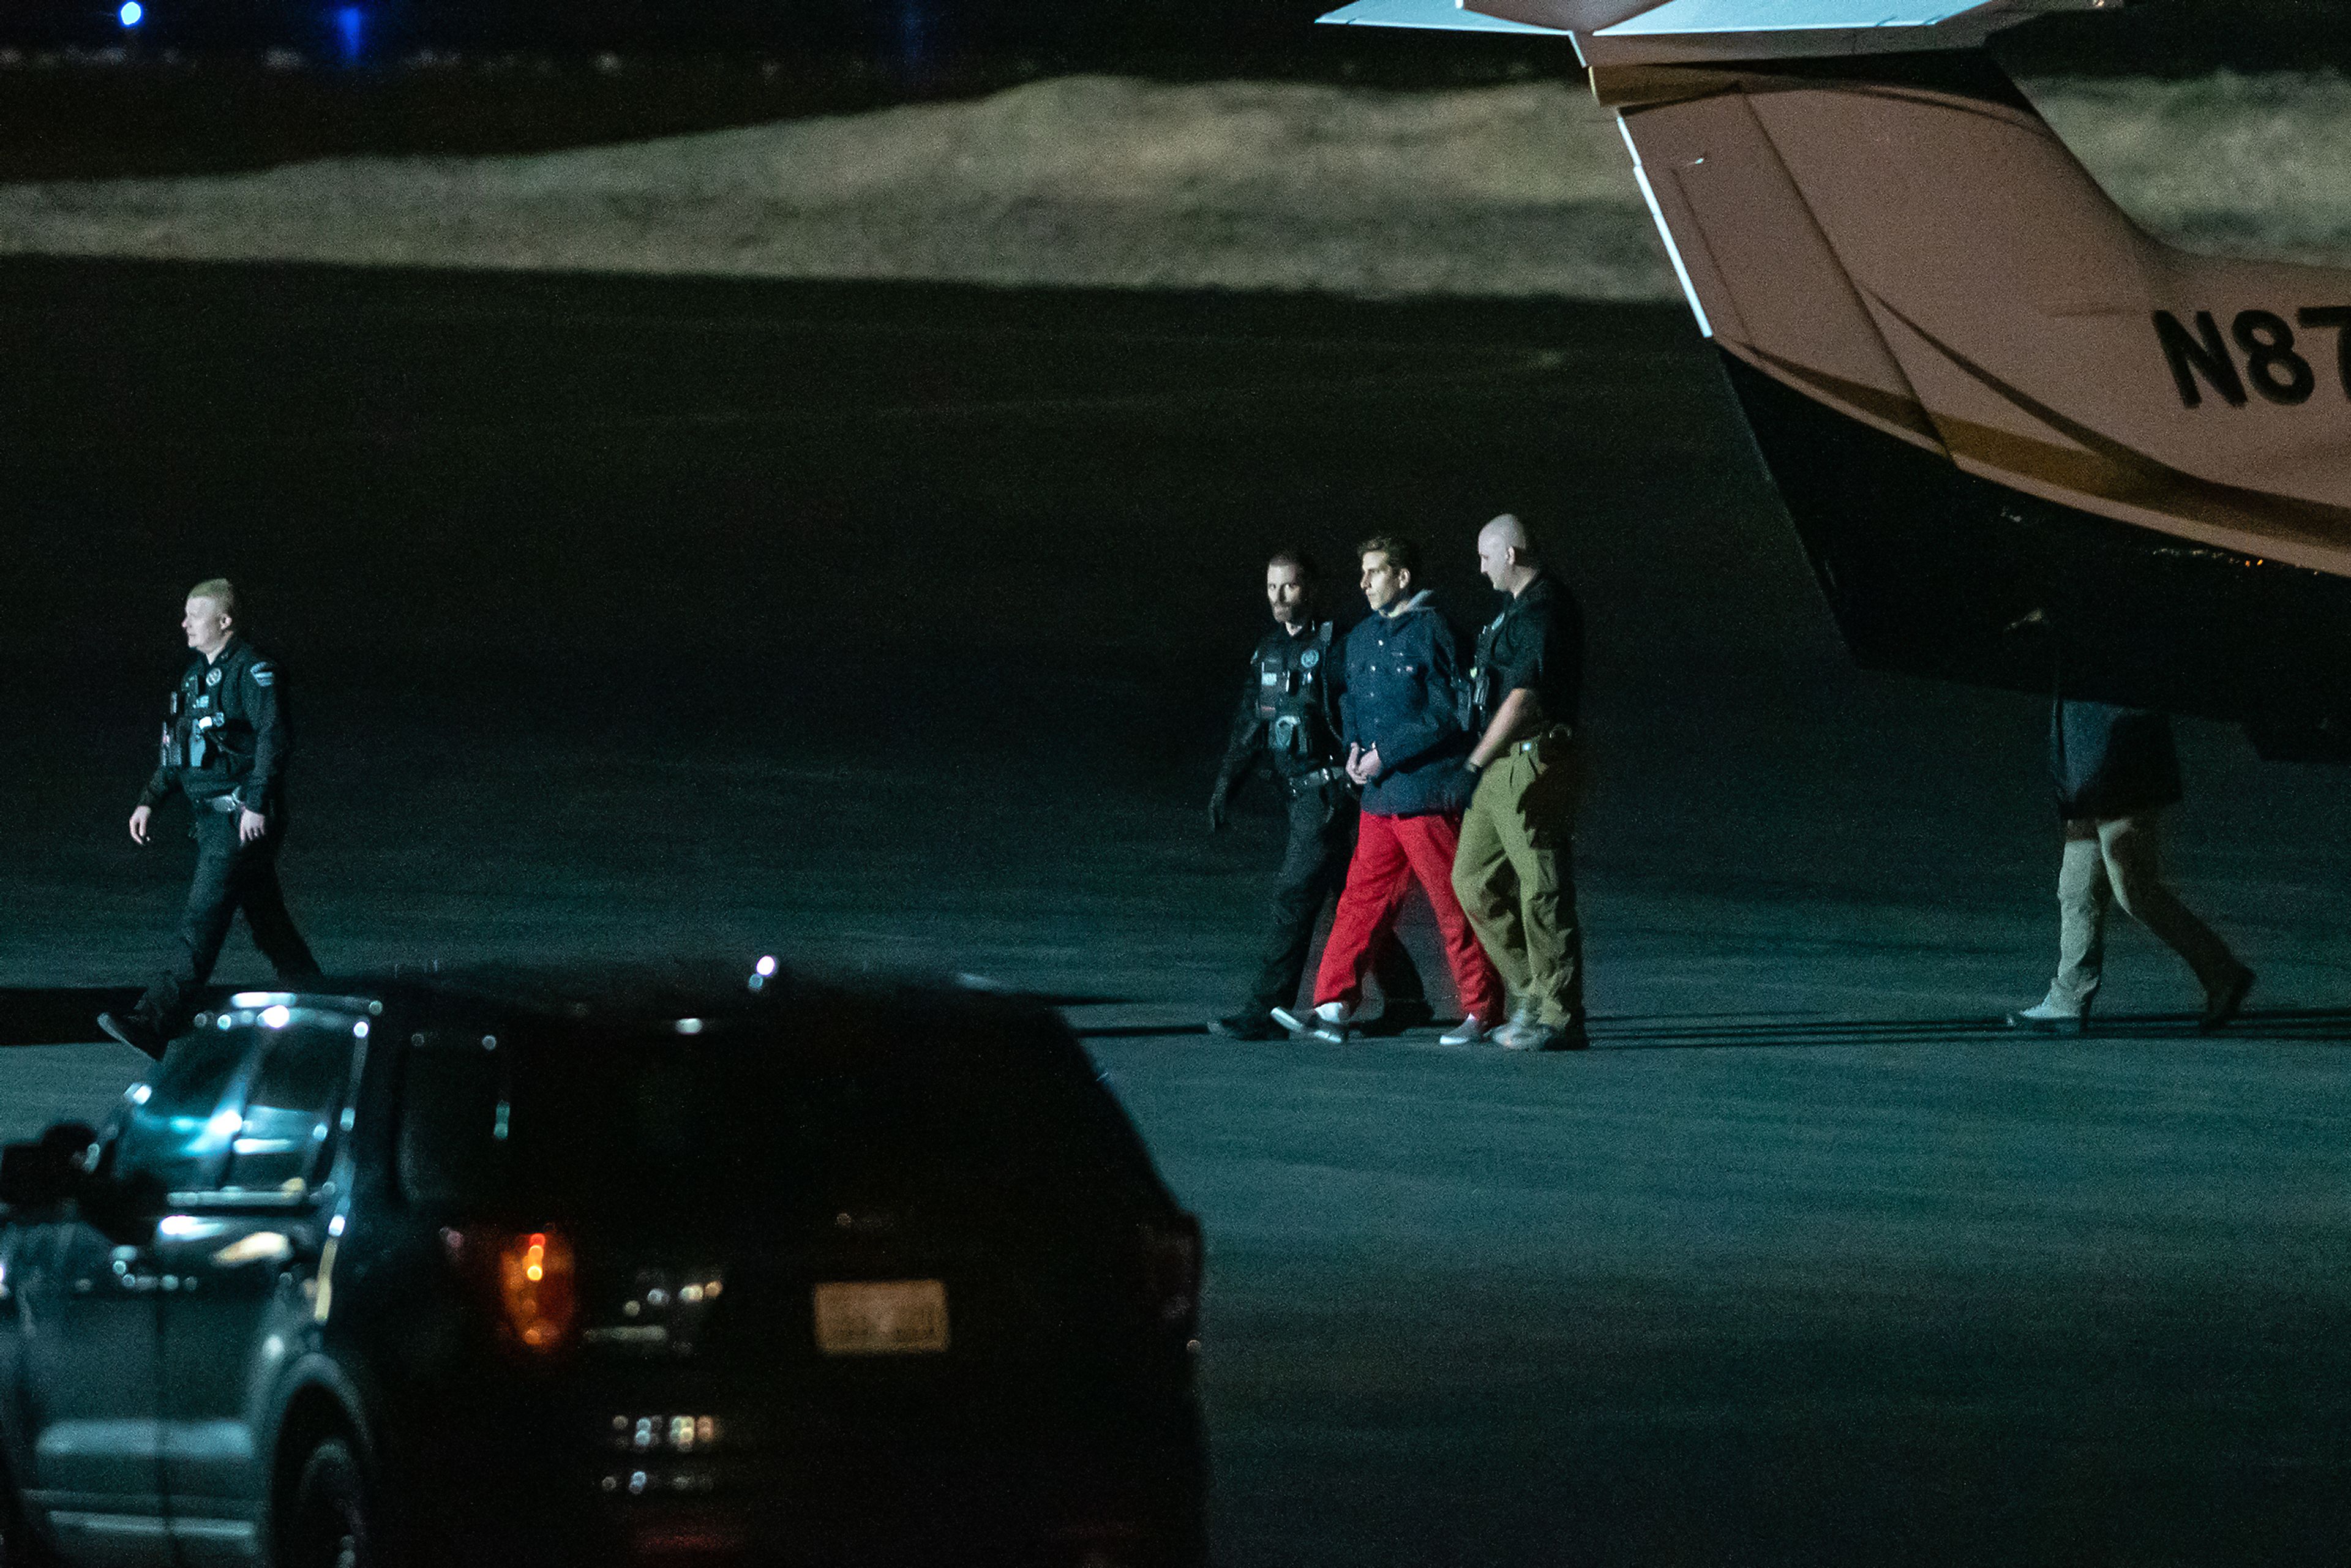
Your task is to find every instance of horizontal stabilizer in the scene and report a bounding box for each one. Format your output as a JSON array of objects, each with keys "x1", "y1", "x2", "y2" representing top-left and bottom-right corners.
[
  {"x1": 1602, "y1": 0, "x2": 1998, "y2": 32},
  {"x1": 1314, "y1": 0, "x2": 1573, "y2": 33},
  {"x1": 1458, "y1": 0, "x2": 2106, "y2": 62}
]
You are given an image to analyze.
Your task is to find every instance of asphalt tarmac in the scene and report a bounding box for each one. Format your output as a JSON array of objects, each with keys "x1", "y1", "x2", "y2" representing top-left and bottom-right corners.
[{"x1": 6, "y1": 259, "x2": 2351, "y2": 1564}]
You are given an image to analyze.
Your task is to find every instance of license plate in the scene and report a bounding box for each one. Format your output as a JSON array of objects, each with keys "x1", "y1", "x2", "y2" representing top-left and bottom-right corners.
[{"x1": 812, "y1": 1280, "x2": 950, "y2": 1356}]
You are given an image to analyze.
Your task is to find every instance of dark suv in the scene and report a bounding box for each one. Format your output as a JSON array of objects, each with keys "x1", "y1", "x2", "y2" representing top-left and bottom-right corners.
[{"x1": 0, "y1": 966, "x2": 1205, "y2": 1567}]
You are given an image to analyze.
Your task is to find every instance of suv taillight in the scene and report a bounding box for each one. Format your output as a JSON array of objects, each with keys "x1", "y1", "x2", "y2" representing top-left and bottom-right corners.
[
  {"x1": 494, "y1": 1228, "x2": 579, "y2": 1351},
  {"x1": 1141, "y1": 1215, "x2": 1202, "y2": 1338}
]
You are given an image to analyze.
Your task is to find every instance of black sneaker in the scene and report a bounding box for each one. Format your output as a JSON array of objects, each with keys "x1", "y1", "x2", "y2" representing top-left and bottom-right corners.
[
  {"x1": 1359, "y1": 999, "x2": 1435, "y2": 1037},
  {"x1": 1207, "y1": 1011, "x2": 1283, "y2": 1041},
  {"x1": 2198, "y1": 966, "x2": 2255, "y2": 1034},
  {"x1": 96, "y1": 1011, "x2": 168, "y2": 1060}
]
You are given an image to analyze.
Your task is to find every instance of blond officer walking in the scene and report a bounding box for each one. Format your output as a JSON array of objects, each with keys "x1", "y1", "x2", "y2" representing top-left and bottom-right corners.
[{"x1": 98, "y1": 579, "x2": 322, "y2": 1059}]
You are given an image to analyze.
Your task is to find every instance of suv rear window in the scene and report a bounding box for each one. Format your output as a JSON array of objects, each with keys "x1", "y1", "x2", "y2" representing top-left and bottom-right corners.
[{"x1": 398, "y1": 1000, "x2": 1153, "y2": 1224}]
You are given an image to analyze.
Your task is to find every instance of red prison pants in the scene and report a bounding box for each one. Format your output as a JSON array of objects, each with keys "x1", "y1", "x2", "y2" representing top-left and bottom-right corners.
[{"x1": 1314, "y1": 811, "x2": 1505, "y2": 1023}]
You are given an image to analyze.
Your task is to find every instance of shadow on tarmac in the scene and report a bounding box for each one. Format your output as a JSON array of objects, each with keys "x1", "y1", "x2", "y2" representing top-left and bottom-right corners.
[
  {"x1": 1068, "y1": 1010, "x2": 2351, "y2": 1046},
  {"x1": 1596, "y1": 1008, "x2": 2351, "y2": 1048}
]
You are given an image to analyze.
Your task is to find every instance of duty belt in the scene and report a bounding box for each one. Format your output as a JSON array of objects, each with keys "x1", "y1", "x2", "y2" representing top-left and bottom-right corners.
[
  {"x1": 1288, "y1": 764, "x2": 1351, "y2": 793},
  {"x1": 203, "y1": 792, "x2": 244, "y2": 814}
]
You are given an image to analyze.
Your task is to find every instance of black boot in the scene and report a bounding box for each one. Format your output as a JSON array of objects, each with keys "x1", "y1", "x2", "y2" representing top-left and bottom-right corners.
[
  {"x1": 1208, "y1": 1010, "x2": 1284, "y2": 1041},
  {"x1": 97, "y1": 1011, "x2": 168, "y2": 1061}
]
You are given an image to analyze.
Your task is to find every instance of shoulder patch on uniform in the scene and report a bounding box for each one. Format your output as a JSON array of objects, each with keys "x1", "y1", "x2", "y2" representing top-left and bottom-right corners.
[{"x1": 251, "y1": 663, "x2": 276, "y2": 686}]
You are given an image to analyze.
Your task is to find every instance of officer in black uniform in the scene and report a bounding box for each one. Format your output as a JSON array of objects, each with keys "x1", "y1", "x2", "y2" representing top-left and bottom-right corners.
[
  {"x1": 1207, "y1": 549, "x2": 1428, "y2": 1040},
  {"x1": 99, "y1": 579, "x2": 323, "y2": 1059}
]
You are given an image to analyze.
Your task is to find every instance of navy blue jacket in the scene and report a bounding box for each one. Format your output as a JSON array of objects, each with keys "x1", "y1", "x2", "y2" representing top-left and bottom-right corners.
[
  {"x1": 1340, "y1": 592, "x2": 1474, "y2": 818},
  {"x1": 2051, "y1": 699, "x2": 2182, "y2": 821}
]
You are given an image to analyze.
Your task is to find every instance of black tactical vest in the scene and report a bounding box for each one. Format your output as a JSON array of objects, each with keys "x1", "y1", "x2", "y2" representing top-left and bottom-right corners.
[
  {"x1": 1471, "y1": 609, "x2": 1505, "y2": 730},
  {"x1": 162, "y1": 652, "x2": 256, "y2": 779},
  {"x1": 1253, "y1": 621, "x2": 1340, "y2": 771}
]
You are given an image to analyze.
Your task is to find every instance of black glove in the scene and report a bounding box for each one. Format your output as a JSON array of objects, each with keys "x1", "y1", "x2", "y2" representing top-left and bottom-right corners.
[{"x1": 1207, "y1": 778, "x2": 1231, "y2": 833}]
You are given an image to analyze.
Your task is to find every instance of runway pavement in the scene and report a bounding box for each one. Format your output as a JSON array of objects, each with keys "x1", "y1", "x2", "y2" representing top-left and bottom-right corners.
[
  {"x1": 1102, "y1": 1023, "x2": 2351, "y2": 1566},
  {"x1": 6, "y1": 260, "x2": 2350, "y2": 1562}
]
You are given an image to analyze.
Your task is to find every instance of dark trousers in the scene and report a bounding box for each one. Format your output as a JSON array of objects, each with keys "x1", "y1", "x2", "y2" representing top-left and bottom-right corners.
[
  {"x1": 1249, "y1": 785, "x2": 1424, "y2": 1013},
  {"x1": 135, "y1": 808, "x2": 322, "y2": 1033}
]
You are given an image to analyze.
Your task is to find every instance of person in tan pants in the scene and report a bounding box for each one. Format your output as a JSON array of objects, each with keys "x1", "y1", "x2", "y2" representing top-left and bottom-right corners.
[
  {"x1": 2008, "y1": 700, "x2": 2253, "y2": 1035},
  {"x1": 1452, "y1": 514, "x2": 1589, "y2": 1052}
]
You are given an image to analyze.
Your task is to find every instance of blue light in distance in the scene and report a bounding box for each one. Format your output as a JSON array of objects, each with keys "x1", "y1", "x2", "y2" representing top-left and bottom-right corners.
[
  {"x1": 895, "y1": 0, "x2": 928, "y2": 71},
  {"x1": 334, "y1": 5, "x2": 364, "y2": 62},
  {"x1": 118, "y1": 1, "x2": 144, "y2": 26}
]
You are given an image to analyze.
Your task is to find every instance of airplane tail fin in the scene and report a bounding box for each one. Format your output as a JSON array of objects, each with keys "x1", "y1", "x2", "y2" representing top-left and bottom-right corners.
[
  {"x1": 1600, "y1": 46, "x2": 2351, "y2": 732},
  {"x1": 1319, "y1": 0, "x2": 2351, "y2": 737}
]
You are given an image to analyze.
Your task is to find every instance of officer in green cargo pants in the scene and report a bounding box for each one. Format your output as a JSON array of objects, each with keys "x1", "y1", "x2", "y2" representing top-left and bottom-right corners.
[{"x1": 1452, "y1": 514, "x2": 1589, "y2": 1052}]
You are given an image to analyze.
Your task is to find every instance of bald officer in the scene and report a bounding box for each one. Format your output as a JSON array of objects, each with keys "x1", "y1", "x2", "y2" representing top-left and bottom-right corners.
[
  {"x1": 1452, "y1": 514, "x2": 1589, "y2": 1051},
  {"x1": 99, "y1": 579, "x2": 323, "y2": 1058}
]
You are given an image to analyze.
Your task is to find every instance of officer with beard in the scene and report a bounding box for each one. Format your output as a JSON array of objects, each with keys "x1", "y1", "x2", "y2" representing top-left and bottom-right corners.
[{"x1": 1208, "y1": 549, "x2": 1428, "y2": 1040}]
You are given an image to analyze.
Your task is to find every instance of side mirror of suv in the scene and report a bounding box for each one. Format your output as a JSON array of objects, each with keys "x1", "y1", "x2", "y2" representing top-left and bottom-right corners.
[{"x1": 0, "y1": 1122, "x2": 101, "y2": 1215}]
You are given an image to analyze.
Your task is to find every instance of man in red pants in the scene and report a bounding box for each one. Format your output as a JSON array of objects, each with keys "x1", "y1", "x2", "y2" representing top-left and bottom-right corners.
[{"x1": 1274, "y1": 536, "x2": 1505, "y2": 1045}]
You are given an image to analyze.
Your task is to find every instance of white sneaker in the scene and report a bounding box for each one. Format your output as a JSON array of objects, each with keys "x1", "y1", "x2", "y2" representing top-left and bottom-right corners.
[
  {"x1": 1273, "y1": 1002, "x2": 1355, "y2": 1044},
  {"x1": 1307, "y1": 1001, "x2": 1359, "y2": 1043},
  {"x1": 2005, "y1": 996, "x2": 2089, "y2": 1036},
  {"x1": 1438, "y1": 1013, "x2": 1490, "y2": 1046},
  {"x1": 1488, "y1": 1003, "x2": 1538, "y2": 1049}
]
